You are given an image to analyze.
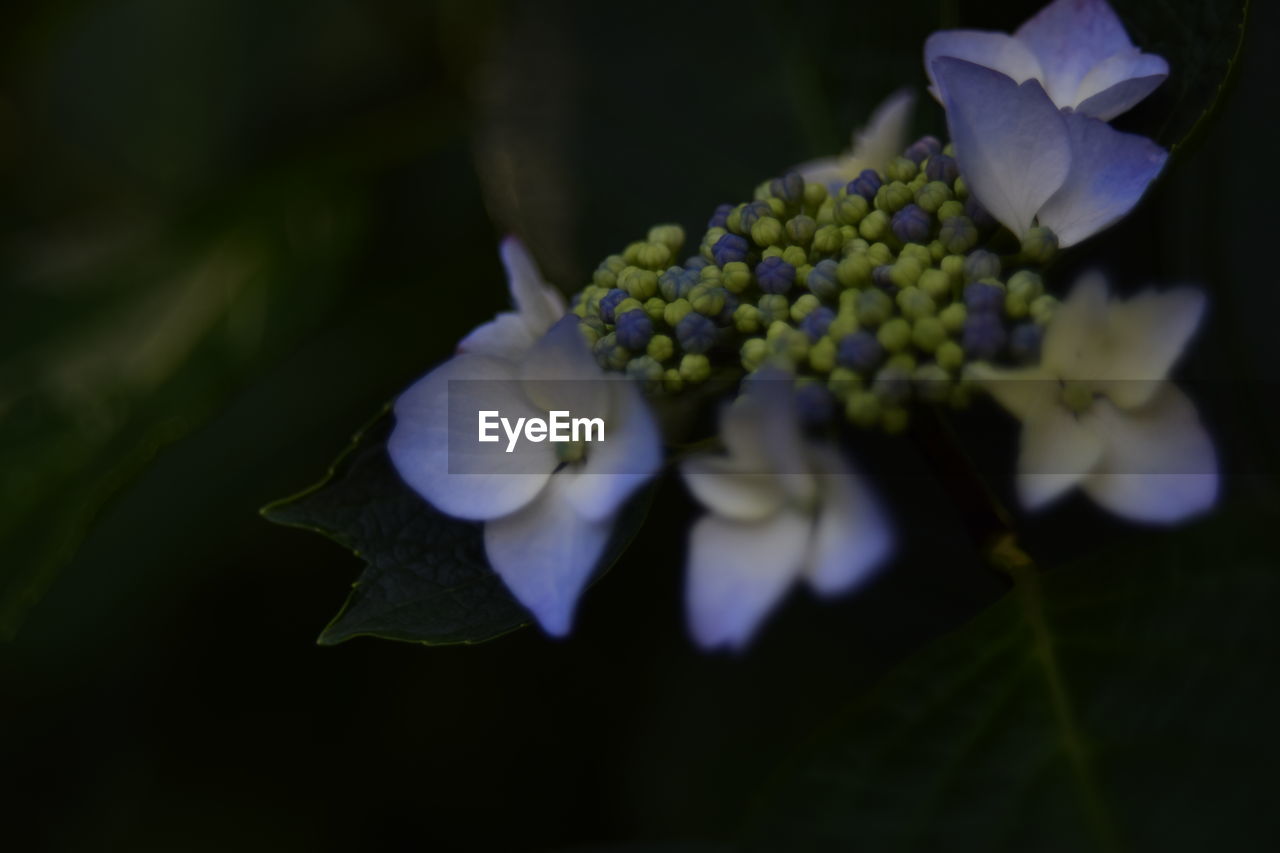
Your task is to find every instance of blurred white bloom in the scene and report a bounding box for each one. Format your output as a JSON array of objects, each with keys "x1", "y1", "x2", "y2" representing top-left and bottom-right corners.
[
  {"x1": 680, "y1": 379, "x2": 892, "y2": 650},
  {"x1": 390, "y1": 316, "x2": 661, "y2": 635},
  {"x1": 792, "y1": 89, "x2": 916, "y2": 193},
  {"x1": 968, "y1": 273, "x2": 1218, "y2": 523},
  {"x1": 925, "y1": 0, "x2": 1168, "y2": 121},
  {"x1": 457, "y1": 236, "x2": 566, "y2": 359}
]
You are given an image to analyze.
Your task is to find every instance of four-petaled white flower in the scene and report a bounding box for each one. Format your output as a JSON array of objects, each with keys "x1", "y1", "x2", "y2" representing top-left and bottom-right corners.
[
  {"x1": 390, "y1": 315, "x2": 662, "y2": 636},
  {"x1": 792, "y1": 89, "x2": 916, "y2": 193},
  {"x1": 968, "y1": 272, "x2": 1218, "y2": 524},
  {"x1": 680, "y1": 378, "x2": 893, "y2": 650},
  {"x1": 456, "y1": 236, "x2": 566, "y2": 359},
  {"x1": 925, "y1": 0, "x2": 1168, "y2": 121}
]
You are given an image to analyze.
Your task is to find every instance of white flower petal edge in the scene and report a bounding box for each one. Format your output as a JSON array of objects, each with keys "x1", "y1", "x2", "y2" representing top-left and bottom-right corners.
[
  {"x1": 679, "y1": 380, "x2": 893, "y2": 650},
  {"x1": 925, "y1": 0, "x2": 1167, "y2": 119},
  {"x1": 971, "y1": 274, "x2": 1218, "y2": 524},
  {"x1": 457, "y1": 236, "x2": 566, "y2": 359},
  {"x1": 792, "y1": 89, "x2": 917, "y2": 192}
]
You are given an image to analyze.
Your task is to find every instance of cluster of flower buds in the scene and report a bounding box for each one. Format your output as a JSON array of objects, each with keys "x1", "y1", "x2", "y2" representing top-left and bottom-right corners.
[{"x1": 570, "y1": 137, "x2": 1061, "y2": 433}]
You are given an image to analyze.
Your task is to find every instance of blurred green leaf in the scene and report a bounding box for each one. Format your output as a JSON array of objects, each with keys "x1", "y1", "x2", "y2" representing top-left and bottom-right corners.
[
  {"x1": 262, "y1": 411, "x2": 653, "y2": 646},
  {"x1": 1110, "y1": 0, "x2": 1248, "y2": 152},
  {"x1": 748, "y1": 507, "x2": 1280, "y2": 851}
]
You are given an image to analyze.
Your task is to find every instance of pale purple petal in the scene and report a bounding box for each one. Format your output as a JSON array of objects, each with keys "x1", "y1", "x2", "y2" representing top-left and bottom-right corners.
[
  {"x1": 1016, "y1": 404, "x2": 1106, "y2": 510},
  {"x1": 680, "y1": 456, "x2": 786, "y2": 522},
  {"x1": 1073, "y1": 52, "x2": 1169, "y2": 119},
  {"x1": 388, "y1": 353, "x2": 555, "y2": 521},
  {"x1": 1036, "y1": 112, "x2": 1167, "y2": 247},
  {"x1": 925, "y1": 30, "x2": 1042, "y2": 100},
  {"x1": 1099, "y1": 287, "x2": 1205, "y2": 409},
  {"x1": 1014, "y1": 0, "x2": 1136, "y2": 105},
  {"x1": 500, "y1": 236, "x2": 565, "y2": 334},
  {"x1": 456, "y1": 311, "x2": 539, "y2": 359},
  {"x1": 1081, "y1": 386, "x2": 1219, "y2": 523},
  {"x1": 563, "y1": 377, "x2": 662, "y2": 522},
  {"x1": 1042, "y1": 271, "x2": 1111, "y2": 378},
  {"x1": 933, "y1": 57, "x2": 1071, "y2": 238},
  {"x1": 685, "y1": 509, "x2": 811, "y2": 651},
  {"x1": 484, "y1": 472, "x2": 612, "y2": 636},
  {"x1": 803, "y1": 445, "x2": 893, "y2": 596},
  {"x1": 520, "y1": 316, "x2": 611, "y2": 419}
]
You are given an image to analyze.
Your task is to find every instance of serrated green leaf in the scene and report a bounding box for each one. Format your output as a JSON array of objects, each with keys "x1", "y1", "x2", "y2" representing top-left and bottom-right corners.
[
  {"x1": 747, "y1": 507, "x2": 1280, "y2": 851},
  {"x1": 263, "y1": 410, "x2": 654, "y2": 646}
]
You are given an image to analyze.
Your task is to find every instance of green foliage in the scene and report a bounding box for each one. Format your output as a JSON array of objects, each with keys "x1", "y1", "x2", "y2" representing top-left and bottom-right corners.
[
  {"x1": 263, "y1": 412, "x2": 653, "y2": 646},
  {"x1": 746, "y1": 508, "x2": 1280, "y2": 851}
]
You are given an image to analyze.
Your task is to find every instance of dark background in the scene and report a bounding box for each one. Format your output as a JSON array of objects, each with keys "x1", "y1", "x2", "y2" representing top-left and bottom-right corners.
[{"x1": 1, "y1": 1, "x2": 1275, "y2": 850}]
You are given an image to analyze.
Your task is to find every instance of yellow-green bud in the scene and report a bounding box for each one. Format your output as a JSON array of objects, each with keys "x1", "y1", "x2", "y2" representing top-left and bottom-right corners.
[
  {"x1": 919, "y1": 268, "x2": 951, "y2": 301},
  {"x1": 721, "y1": 261, "x2": 752, "y2": 293},
  {"x1": 795, "y1": 263, "x2": 813, "y2": 288},
  {"x1": 912, "y1": 316, "x2": 947, "y2": 352},
  {"x1": 803, "y1": 181, "x2": 828, "y2": 211},
  {"x1": 828, "y1": 312, "x2": 859, "y2": 339},
  {"x1": 867, "y1": 241, "x2": 894, "y2": 266},
  {"x1": 845, "y1": 390, "x2": 882, "y2": 428},
  {"x1": 782, "y1": 245, "x2": 808, "y2": 268},
  {"x1": 636, "y1": 241, "x2": 672, "y2": 270},
  {"x1": 914, "y1": 180, "x2": 953, "y2": 213},
  {"x1": 887, "y1": 352, "x2": 917, "y2": 373},
  {"x1": 837, "y1": 253, "x2": 872, "y2": 287},
  {"x1": 874, "y1": 181, "x2": 913, "y2": 213},
  {"x1": 643, "y1": 297, "x2": 667, "y2": 323},
  {"x1": 662, "y1": 368, "x2": 684, "y2": 394},
  {"x1": 680, "y1": 353, "x2": 711, "y2": 383},
  {"x1": 1007, "y1": 270, "x2": 1044, "y2": 302},
  {"x1": 623, "y1": 241, "x2": 646, "y2": 266},
  {"x1": 734, "y1": 303, "x2": 762, "y2": 333},
  {"x1": 939, "y1": 302, "x2": 967, "y2": 333},
  {"x1": 886, "y1": 156, "x2": 918, "y2": 182},
  {"x1": 578, "y1": 321, "x2": 600, "y2": 344},
  {"x1": 928, "y1": 240, "x2": 947, "y2": 263},
  {"x1": 878, "y1": 317, "x2": 912, "y2": 352},
  {"x1": 647, "y1": 333, "x2": 674, "y2": 362},
  {"x1": 890, "y1": 256, "x2": 924, "y2": 288},
  {"x1": 741, "y1": 337, "x2": 768, "y2": 371},
  {"x1": 664, "y1": 298, "x2": 693, "y2": 327},
  {"x1": 762, "y1": 246, "x2": 784, "y2": 260},
  {"x1": 834, "y1": 194, "x2": 869, "y2": 226},
  {"x1": 1005, "y1": 291, "x2": 1029, "y2": 319},
  {"x1": 809, "y1": 336, "x2": 837, "y2": 373},
  {"x1": 700, "y1": 227, "x2": 727, "y2": 261},
  {"x1": 1030, "y1": 294, "x2": 1058, "y2": 326},
  {"x1": 620, "y1": 266, "x2": 658, "y2": 300},
  {"x1": 751, "y1": 216, "x2": 785, "y2": 247},
  {"x1": 940, "y1": 254, "x2": 965, "y2": 283},
  {"x1": 647, "y1": 224, "x2": 685, "y2": 254},
  {"x1": 786, "y1": 215, "x2": 817, "y2": 245},
  {"x1": 954, "y1": 175, "x2": 969, "y2": 199},
  {"x1": 828, "y1": 367, "x2": 862, "y2": 399},
  {"x1": 769, "y1": 327, "x2": 809, "y2": 364},
  {"x1": 766, "y1": 197, "x2": 787, "y2": 217},
  {"x1": 816, "y1": 197, "x2": 836, "y2": 226},
  {"x1": 897, "y1": 286, "x2": 936, "y2": 319},
  {"x1": 790, "y1": 293, "x2": 821, "y2": 322},
  {"x1": 615, "y1": 296, "x2": 644, "y2": 317},
  {"x1": 856, "y1": 288, "x2": 893, "y2": 326},
  {"x1": 936, "y1": 200, "x2": 965, "y2": 221},
  {"x1": 811, "y1": 225, "x2": 843, "y2": 254},
  {"x1": 859, "y1": 210, "x2": 890, "y2": 242},
  {"x1": 593, "y1": 267, "x2": 618, "y2": 288},
  {"x1": 757, "y1": 293, "x2": 790, "y2": 324},
  {"x1": 936, "y1": 339, "x2": 965, "y2": 371},
  {"x1": 699, "y1": 264, "x2": 723, "y2": 281},
  {"x1": 726, "y1": 205, "x2": 745, "y2": 235},
  {"x1": 690, "y1": 283, "x2": 727, "y2": 316},
  {"x1": 1020, "y1": 226, "x2": 1058, "y2": 264}
]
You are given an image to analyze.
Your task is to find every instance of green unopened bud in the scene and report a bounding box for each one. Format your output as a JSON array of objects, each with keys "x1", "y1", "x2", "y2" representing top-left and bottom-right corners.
[
  {"x1": 856, "y1": 288, "x2": 893, "y2": 326},
  {"x1": 644, "y1": 331, "x2": 674, "y2": 364},
  {"x1": 874, "y1": 181, "x2": 914, "y2": 214},
  {"x1": 912, "y1": 316, "x2": 947, "y2": 352},
  {"x1": 908, "y1": 173, "x2": 928, "y2": 193},
  {"x1": 919, "y1": 268, "x2": 951, "y2": 301},
  {"x1": 786, "y1": 215, "x2": 817, "y2": 245},
  {"x1": 1005, "y1": 291, "x2": 1029, "y2": 319},
  {"x1": 887, "y1": 352, "x2": 917, "y2": 372},
  {"x1": 690, "y1": 283, "x2": 727, "y2": 317},
  {"x1": 913, "y1": 363, "x2": 952, "y2": 402},
  {"x1": 954, "y1": 175, "x2": 969, "y2": 199},
  {"x1": 845, "y1": 390, "x2": 882, "y2": 428},
  {"x1": 804, "y1": 181, "x2": 828, "y2": 211},
  {"x1": 726, "y1": 205, "x2": 746, "y2": 234},
  {"x1": 699, "y1": 265, "x2": 723, "y2": 284},
  {"x1": 647, "y1": 224, "x2": 685, "y2": 254},
  {"x1": 1020, "y1": 226, "x2": 1058, "y2": 264},
  {"x1": 662, "y1": 368, "x2": 684, "y2": 393},
  {"x1": 680, "y1": 353, "x2": 711, "y2": 384},
  {"x1": 828, "y1": 367, "x2": 862, "y2": 399},
  {"x1": 866, "y1": 242, "x2": 894, "y2": 266},
  {"x1": 577, "y1": 320, "x2": 600, "y2": 344},
  {"x1": 769, "y1": 326, "x2": 809, "y2": 364},
  {"x1": 940, "y1": 254, "x2": 966, "y2": 283},
  {"x1": 1007, "y1": 270, "x2": 1044, "y2": 302},
  {"x1": 620, "y1": 267, "x2": 659, "y2": 300},
  {"x1": 700, "y1": 227, "x2": 727, "y2": 261},
  {"x1": 593, "y1": 332, "x2": 631, "y2": 371},
  {"x1": 928, "y1": 240, "x2": 947, "y2": 263},
  {"x1": 815, "y1": 197, "x2": 836, "y2": 226},
  {"x1": 939, "y1": 302, "x2": 967, "y2": 333},
  {"x1": 623, "y1": 241, "x2": 646, "y2": 266},
  {"x1": 721, "y1": 261, "x2": 751, "y2": 293},
  {"x1": 664, "y1": 298, "x2": 693, "y2": 327},
  {"x1": 795, "y1": 263, "x2": 814, "y2": 288},
  {"x1": 900, "y1": 243, "x2": 930, "y2": 265},
  {"x1": 890, "y1": 256, "x2": 924, "y2": 288},
  {"x1": 936, "y1": 200, "x2": 965, "y2": 221},
  {"x1": 915, "y1": 180, "x2": 953, "y2": 213},
  {"x1": 733, "y1": 303, "x2": 762, "y2": 334},
  {"x1": 881, "y1": 406, "x2": 910, "y2": 434},
  {"x1": 834, "y1": 194, "x2": 869, "y2": 226},
  {"x1": 898, "y1": 286, "x2": 936, "y2": 320},
  {"x1": 741, "y1": 337, "x2": 768, "y2": 371},
  {"x1": 837, "y1": 253, "x2": 872, "y2": 287},
  {"x1": 886, "y1": 156, "x2": 918, "y2": 182},
  {"x1": 781, "y1": 245, "x2": 807, "y2": 268},
  {"x1": 626, "y1": 355, "x2": 664, "y2": 388},
  {"x1": 1030, "y1": 294, "x2": 1058, "y2": 326},
  {"x1": 615, "y1": 296, "x2": 643, "y2": 317},
  {"x1": 877, "y1": 317, "x2": 912, "y2": 352},
  {"x1": 939, "y1": 216, "x2": 979, "y2": 254},
  {"x1": 643, "y1": 297, "x2": 666, "y2": 323},
  {"x1": 757, "y1": 293, "x2": 790, "y2": 324},
  {"x1": 936, "y1": 339, "x2": 965, "y2": 371},
  {"x1": 809, "y1": 335, "x2": 837, "y2": 373},
  {"x1": 593, "y1": 267, "x2": 618, "y2": 288},
  {"x1": 828, "y1": 311, "x2": 859, "y2": 339},
  {"x1": 859, "y1": 209, "x2": 891, "y2": 241},
  {"x1": 766, "y1": 197, "x2": 787, "y2": 217},
  {"x1": 637, "y1": 241, "x2": 672, "y2": 270},
  {"x1": 791, "y1": 293, "x2": 821, "y2": 322},
  {"x1": 751, "y1": 216, "x2": 785, "y2": 247},
  {"x1": 811, "y1": 225, "x2": 843, "y2": 254}
]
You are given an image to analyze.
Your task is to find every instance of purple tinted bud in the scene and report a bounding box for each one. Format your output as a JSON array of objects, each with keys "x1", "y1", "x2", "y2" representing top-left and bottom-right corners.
[
  {"x1": 685, "y1": 255, "x2": 710, "y2": 270},
  {"x1": 962, "y1": 312, "x2": 1007, "y2": 359},
  {"x1": 963, "y1": 249, "x2": 1001, "y2": 282},
  {"x1": 872, "y1": 264, "x2": 895, "y2": 289},
  {"x1": 925, "y1": 153, "x2": 959, "y2": 183},
  {"x1": 1009, "y1": 322, "x2": 1043, "y2": 363},
  {"x1": 712, "y1": 233, "x2": 750, "y2": 266},
  {"x1": 837, "y1": 331, "x2": 884, "y2": 372},
  {"x1": 658, "y1": 267, "x2": 682, "y2": 302},
  {"x1": 717, "y1": 290, "x2": 740, "y2": 324},
  {"x1": 739, "y1": 201, "x2": 772, "y2": 231},
  {"x1": 615, "y1": 309, "x2": 654, "y2": 350},
  {"x1": 677, "y1": 267, "x2": 701, "y2": 298},
  {"x1": 676, "y1": 312, "x2": 718, "y2": 354},
  {"x1": 904, "y1": 135, "x2": 942, "y2": 164},
  {"x1": 806, "y1": 259, "x2": 840, "y2": 299},
  {"x1": 847, "y1": 169, "x2": 882, "y2": 200},
  {"x1": 600, "y1": 288, "x2": 629, "y2": 323},
  {"x1": 965, "y1": 195, "x2": 996, "y2": 230},
  {"x1": 963, "y1": 280, "x2": 1005, "y2": 313},
  {"x1": 795, "y1": 383, "x2": 834, "y2": 425},
  {"x1": 891, "y1": 203, "x2": 931, "y2": 243},
  {"x1": 770, "y1": 171, "x2": 805, "y2": 204},
  {"x1": 756, "y1": 256, "x2": 796, "y2": 294},
  {"x1": 707, "y1": 203, "x2": 733, "y2": 230},
  {"x1": 800, "y1": 306, "x2": 835, "y2": 341}
]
